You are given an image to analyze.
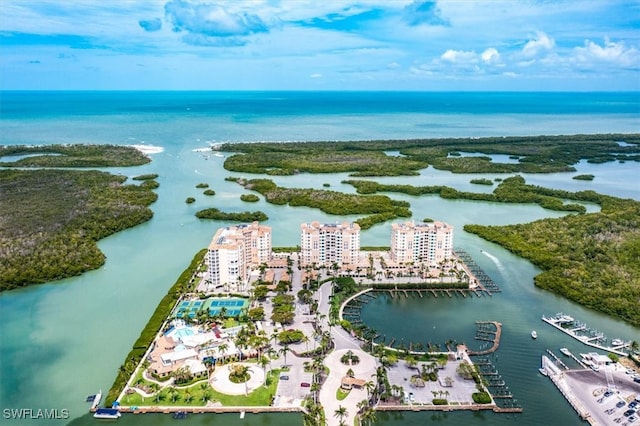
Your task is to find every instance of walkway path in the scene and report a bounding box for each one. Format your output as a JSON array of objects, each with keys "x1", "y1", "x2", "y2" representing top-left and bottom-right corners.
[
  {"x1": 319, "y1": 349, "x2": 377, "y2": 426},
  {"x1": 209, "y1": 363, "x2": 266, "y2": 395}
]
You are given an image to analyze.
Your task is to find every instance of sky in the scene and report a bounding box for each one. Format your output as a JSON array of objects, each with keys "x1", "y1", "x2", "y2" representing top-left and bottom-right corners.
[{"x1": 0, "y1": 0, "x2": 639, "y2": 91}]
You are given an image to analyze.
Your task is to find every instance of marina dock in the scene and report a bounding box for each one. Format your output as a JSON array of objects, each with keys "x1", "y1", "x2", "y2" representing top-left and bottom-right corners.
[{"x1": 541, "y1": 313, "x2": 631, "y2": 357}]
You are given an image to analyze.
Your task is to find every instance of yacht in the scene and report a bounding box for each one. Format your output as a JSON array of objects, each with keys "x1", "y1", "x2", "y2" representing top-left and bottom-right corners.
[
  {"x1": 560, "y1": 348, "x2": 571, "y2": 356},
  {"x1": 531, "y1": 330, "x2": 537, "y2": 339}
]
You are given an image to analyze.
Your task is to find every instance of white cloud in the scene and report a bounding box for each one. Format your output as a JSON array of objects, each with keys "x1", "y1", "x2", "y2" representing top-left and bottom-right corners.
[
  {"x1": 441, "y1": 49, "x2": 477, "y2": 63},
  {"x1": 309, "y1": 73, "x2": 323, "y2": 78},
  {"x1": 481, "y1": 47, "x2": 499, "y2": 64},
  {"x1": 573, "y1": 38, "x2": 639, "y2": 68},
  {"x1": 522, "y1": 31, "x2": 555, "y2": 58}
]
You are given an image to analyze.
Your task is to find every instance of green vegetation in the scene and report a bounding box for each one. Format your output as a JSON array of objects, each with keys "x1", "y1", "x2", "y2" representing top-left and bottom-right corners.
[
  {"x1": 195, "y1": 208, "x2": 268, "y2": 222},
  {"x1": 105, "y1": 249, "x2": 206, "y2": 406},
  {"x1": 240, "y1": 193, "x2": 260, "y2": 202},
  {"x1": 344, "y1": 176, "x2": 589, "y2": 214},
  {"x1": 360, "y1": 246, "x2": 391, "y2": 251},
  {"x1": 336, "y1": 388, "x2": 350, "y2": 400},
  {"x1": 470, "y1": 178, "x2": 493, "y2": 185},
  {"x1": 272, "y1": 246, "x2": 300, "y2": 253},
  {"x1": 0, "y1": 144, "x2": 151, "y2": 167},
  {"x1": 247, "y1": 307, "x2": 265, "y2": 321},
  {"x1": 573, "y1": 174, "x2": 595, "y2": 181},
  {"x1": 195, "y1": 183, "x2": 209, "y2": 188},
  {"x1": 228, "y1": 364, "x2": 251, "y2": 383},
  {"x1": 271, "y1": 294, "x2": 295, "y2": 324},
  {"x1": 132, "y1": 173, "x2": 159, "y2": 180},
  {"x1": 465, "y1": 192, "x2": 640, "y2": 326},
  {"x1": 323, "y1": 183, "x2": 331, "y2": 187},
  {"x1": 220, "y1": 134, "x2": 640, "y2": 176},
  {"x1": 472, "y1": 392, "x2": 492, "y2": 404},
  {"x1": 0, "y1": 169, "x2": 157, "y2": 290},
  {"x1": 235, "y1": 178, "x2": 411, "y2": 229},
  {"x1": 224, "y1": 149, "x2": 424, "y2": 176},
  {"x1": 203, "y1": 189, "x2": 216, "y2": 196},
  {"x1": 140, "y1": 180, "x2": 159, "y2": 189},
  {"x1": 422, "y1": 218, "x2": 434, "y2": 222},
  {"x1": 278, "y1": 329, "x2": 304, "y2": 344},
  {"x1": 124, "y1": 369, "x2": 280, "y2": 407},
  {"x1": 432, "y1": 398, "x2": 448, "y2": 405},
  {"x1": 185, "y1": 197, "x2": 196, "y2": 204}
]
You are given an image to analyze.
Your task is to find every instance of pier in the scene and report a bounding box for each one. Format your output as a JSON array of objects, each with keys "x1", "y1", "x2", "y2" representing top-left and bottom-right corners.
[
  {"x1": 545, "y1": 349, "x2": 569, "y2": 370},
  {"x1": 468, "y1": 321, "x2": 502, "y2": 356},
  {"x1": 541, "y1": 313, "x2": 630, "y2": 356},
  {"x1": 454, "y1": 249, "x2": 501, "y2": 294}
]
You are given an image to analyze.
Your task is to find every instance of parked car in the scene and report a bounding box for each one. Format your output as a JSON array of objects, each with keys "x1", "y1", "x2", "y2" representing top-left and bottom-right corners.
[
  {"x1": 280, "y1": 375, "x2": 289, "y2": 380},
  {"x1": 300, "y1": 382, "x2": 311, "y2": 387},
  {"x1": 617, "y1": 401, "x2": 627, "y2": 408}
]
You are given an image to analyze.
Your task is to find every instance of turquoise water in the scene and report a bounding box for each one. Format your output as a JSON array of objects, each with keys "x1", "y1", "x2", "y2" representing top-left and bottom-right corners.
[{"x1": 0, "y1": 92, "x2": 638, "y2": 425}]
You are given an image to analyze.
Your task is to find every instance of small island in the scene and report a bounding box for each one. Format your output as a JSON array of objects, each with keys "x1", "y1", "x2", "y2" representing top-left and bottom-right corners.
[
  {"x1": 572, "y1": 174, "x2": 595, "y2": 181},
  {"x1": 470, "y1": 178, "x2": 493, "y2": 185},
  {"x1": 195, "y1": 208, "x2": 268, "y2": 222},
  {"x1": 240, "y1": 194, "x2": 260, "y2": 202},
  {"x1": 0, "y1": 144, "x2": 150, "y2": 167},
  {"x1": 203, "y1": 189, "x2": 216, "y2": 196}
]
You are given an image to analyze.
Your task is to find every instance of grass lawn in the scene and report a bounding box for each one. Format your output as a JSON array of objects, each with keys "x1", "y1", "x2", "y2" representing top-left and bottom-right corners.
[
  {"x1": 124, "y1": 370, "x2": 280, "y2": 407},
  {"x1": 336, "y1": 388, "x2": 350, "y2": 401}
]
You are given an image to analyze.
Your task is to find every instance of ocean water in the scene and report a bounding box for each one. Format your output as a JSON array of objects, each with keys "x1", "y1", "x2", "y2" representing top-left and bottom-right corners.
[{"x1": 0, "y1": 91, "x2": 638, "y2": 426}]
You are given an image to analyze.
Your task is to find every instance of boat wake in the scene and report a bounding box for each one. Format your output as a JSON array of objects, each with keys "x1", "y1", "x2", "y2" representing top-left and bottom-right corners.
[
  {"x1": 129, "y1": 144, "x2": 164, "y2": 154},
  {"x1": 481, "y1": 250, "x2": 505, "y2": 272}
]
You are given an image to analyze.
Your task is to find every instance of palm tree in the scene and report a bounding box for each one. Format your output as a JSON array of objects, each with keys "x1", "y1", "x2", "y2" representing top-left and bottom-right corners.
[
  {"x1": 357, "y1": 399, "x2": 369, "y2": 414},
  {"x1": 168, "y1": 385, "x2": 179, "y2": 402},
  {"x1": 184, "y1": 389, "x2": 193, "y2": 404},
  {"x1": 361, "y1": 406, "x2": 377, "y2": 426},
  {"x1": 258, "y1": 355, "x2": 270, "y2": 375},
  {"x1": 218, "y1": 343, "x2": 229, "y2": 363},
  {"x1": 302, "y1": 334, "x2": 310, "y2": 352},
  {"x1": 149, "y1": 383, "x2": 160, "y2": 402},
  {"x1": 279, "y1": 344, "x2": 291, "y2": 367},
  {"x1": 364, "y1": 380, "x2": 376, "y2": 400},
  {"x1": 334, "y1": 405, "x2": 348, "y2": 423}
]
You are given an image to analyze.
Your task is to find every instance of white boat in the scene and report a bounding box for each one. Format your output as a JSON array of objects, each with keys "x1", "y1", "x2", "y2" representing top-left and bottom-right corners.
[
  {"x1": 612, "y1": 338, "x2": 624, "y2": 346},
  {"x1": 560, "y1": 348, "x2": 571, "y2": 356},
  {"x1": 531, "y1": 330, "x2": 537, "y2": 339},
  {"x1": 538, "y1": 367, "x2": 548, "y2": 376}
]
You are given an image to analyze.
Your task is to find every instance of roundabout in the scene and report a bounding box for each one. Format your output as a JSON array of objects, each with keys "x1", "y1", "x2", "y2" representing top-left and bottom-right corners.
[{"x1": 210, "y1": 363, "x2": 266, "y2": 395}]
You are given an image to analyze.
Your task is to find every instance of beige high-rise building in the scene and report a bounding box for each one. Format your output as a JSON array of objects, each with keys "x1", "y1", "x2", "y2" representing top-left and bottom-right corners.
[
  {"x1": 207, "y1": 222, "x2": 271, "y2": 291},
  {"x1": 300, "y1": 221, "x2": 360, "y2": 267},
  {"x1": 390, "y1": 221, "x2": 453, "y2": 266}
]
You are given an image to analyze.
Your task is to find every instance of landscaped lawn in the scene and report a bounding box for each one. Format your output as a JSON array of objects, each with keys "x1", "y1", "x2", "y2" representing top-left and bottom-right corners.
[{"x1": 123, "y1": 369, "x2": 280, "y2": 407}]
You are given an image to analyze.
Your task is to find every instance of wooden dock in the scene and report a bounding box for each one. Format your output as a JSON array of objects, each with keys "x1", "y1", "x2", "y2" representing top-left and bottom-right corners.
[{"x1": 468, "y1": 321, "x2": 502, "y2": 356}]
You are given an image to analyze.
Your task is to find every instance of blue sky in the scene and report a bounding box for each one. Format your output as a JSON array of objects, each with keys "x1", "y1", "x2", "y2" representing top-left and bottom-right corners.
[{"x1": 1, "y1": 0, "x2": 639, "y2": 90}]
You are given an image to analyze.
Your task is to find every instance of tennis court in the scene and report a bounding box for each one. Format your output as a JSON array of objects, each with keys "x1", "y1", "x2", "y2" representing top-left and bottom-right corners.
[
  {"x1": 203, "y1": 297, "x2": 249, "y2": 318},
  {"x1": 172, "y1": 297, "x2": 249, "y2": 319}
]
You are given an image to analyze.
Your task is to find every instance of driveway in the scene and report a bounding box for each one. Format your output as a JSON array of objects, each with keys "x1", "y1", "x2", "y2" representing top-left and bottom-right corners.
[{"x1": 320, "y1": 349, "x2": 378, "y2": 426}]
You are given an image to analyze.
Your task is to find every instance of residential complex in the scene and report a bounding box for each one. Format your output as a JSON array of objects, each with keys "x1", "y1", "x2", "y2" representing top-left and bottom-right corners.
[
  {"x1": 300, "y1": 221, "x2": 361, "y2": 267},
  {"x1": 390, "y1": 221, "x2": 454, "y2": 266},
  {"x1": 207, "y1": 222, "x2": 272, "y2": 291}
]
